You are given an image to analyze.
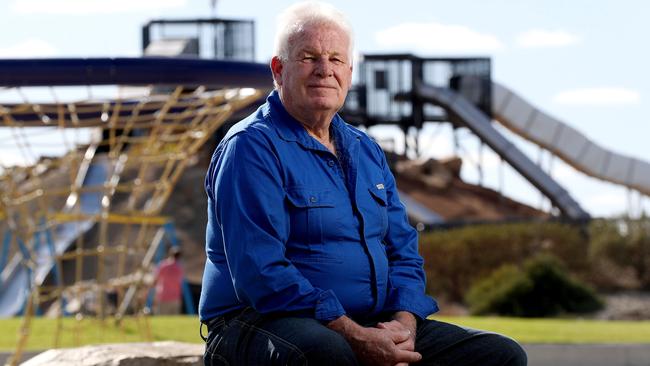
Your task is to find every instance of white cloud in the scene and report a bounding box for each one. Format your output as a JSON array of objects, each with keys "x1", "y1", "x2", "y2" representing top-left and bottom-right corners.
[
  {"x1": 463, "y1": 148, "x2": 502, "y2": 169},
  {"x1": 11, "y1": 0, "x2": 186, "y2": 15},
  {"x1": 375, "y1": 22, "x2": 504, "y2": 53},
  {"x1": 589, "y1": 192, "x2": 624, "y2": 206},
  {"x1": 419, "y1": 134, "x2": 455, "y2": 158},
  {"x1": 0, "y1": 38, "x2": 58, "y2": 58},
  {"x1": 516, "y1": 29, "x2": 581, "y2": 48},
  {"x1": 583, "y1": 192, "x2": 627, "y2": 217},
  {"x1": 550, "y1": 162, "x2": 581, "y2": 181},
  {"x1": 0, "y1": 150, "x2": 29, "y2": 168},
  {"x1": 553, "y1": 87, "x2": 640, "y2": 105}
]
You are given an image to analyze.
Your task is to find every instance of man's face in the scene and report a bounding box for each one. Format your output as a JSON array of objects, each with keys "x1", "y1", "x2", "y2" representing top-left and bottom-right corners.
[{"x1": 272, "y1": 23, "x2": 353, "y2": 121}]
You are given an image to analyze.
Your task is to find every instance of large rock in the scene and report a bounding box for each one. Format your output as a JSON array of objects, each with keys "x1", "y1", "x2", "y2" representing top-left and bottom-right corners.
[{"x1": 21, "y1": 341, "x2": 204, "y2": 366}]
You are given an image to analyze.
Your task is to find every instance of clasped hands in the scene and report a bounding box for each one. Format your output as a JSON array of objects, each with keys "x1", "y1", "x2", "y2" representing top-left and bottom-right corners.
[{"x1": 328, "y1": 311, "x2": 420, "y2": 366}]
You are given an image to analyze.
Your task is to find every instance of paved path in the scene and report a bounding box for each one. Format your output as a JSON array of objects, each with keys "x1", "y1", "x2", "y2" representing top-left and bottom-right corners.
[{"x1": 524, "y1": 344, "x2": 650, "y2": 366}]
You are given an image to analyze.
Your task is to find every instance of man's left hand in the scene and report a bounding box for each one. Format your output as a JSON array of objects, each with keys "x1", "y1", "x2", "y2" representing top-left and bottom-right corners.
[{"x1": 376, "y1": 311, "x2": 418, "y2": 366}]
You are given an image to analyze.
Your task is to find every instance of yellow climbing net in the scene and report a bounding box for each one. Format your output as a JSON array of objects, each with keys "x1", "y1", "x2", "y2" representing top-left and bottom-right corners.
[{"x1": 0, "y1": 84, "x2": 262, "y2": 365}]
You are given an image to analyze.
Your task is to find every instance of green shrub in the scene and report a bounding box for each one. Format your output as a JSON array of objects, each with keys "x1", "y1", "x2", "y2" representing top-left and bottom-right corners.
[
  {"x1": 464, "y1": 264, "x2": 533, "y2": 316},
  {"x1": 419, "y1": 222, "x2": 589, "y2": 301},
  {"x1": 465, "y1": 254, "x2": 603, "y2": 317},
  {"x1": 589, "y1": 217, "x2": 650, "y2": 290}
]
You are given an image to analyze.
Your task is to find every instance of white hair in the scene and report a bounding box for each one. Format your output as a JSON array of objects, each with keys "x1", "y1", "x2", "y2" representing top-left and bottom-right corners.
[{"x1": 273, "y1": 1, "x2": 354, "y2": 62}]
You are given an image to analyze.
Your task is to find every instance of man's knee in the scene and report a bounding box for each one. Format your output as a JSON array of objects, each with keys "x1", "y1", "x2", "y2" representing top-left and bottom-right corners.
[
  {"x1": 299, "y1": 326, "x2": 358, "y2": 366},
  {"x1": 495, "y1": 335, "x2": 527, "y2": 366}
]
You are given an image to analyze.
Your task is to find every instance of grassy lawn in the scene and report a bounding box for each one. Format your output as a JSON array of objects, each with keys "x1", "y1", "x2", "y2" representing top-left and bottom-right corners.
[
  {"x1": 1, "y1": 315, "x2": 650, "y2": 351},
  {"x1": 0, "y1": 316, "x2": 202, "y2": 351}
]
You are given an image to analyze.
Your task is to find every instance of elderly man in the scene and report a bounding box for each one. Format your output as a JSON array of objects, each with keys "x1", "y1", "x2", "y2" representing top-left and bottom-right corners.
[{"x1": 199, "y1": 2, "x2": 527, "y2": 365}]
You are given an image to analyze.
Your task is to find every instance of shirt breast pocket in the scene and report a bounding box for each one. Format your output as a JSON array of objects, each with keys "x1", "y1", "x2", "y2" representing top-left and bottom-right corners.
[
  {"x1": 286, "y1": 188, "x2": 337, "y2": 249},
  {"x1": 367, "y1": 186, "x2": 388, "y2": 239}
]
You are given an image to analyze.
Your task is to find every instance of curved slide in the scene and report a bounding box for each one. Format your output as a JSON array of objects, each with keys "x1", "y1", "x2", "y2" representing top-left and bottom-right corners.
[
  {"x1": 414, "y1": 82, "x2": 590, "y2": 221},
  {"x1": 492, "y1": 82, "x2": 650, "y2": 197},
  {"x1": 0, "y1": 145, "x2": 106, "y2": 317}
]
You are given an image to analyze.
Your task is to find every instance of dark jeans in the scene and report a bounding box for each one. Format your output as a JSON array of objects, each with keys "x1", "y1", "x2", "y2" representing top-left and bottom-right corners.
[{"x1": 203, "y1": 308, "x2": 527, "y2": 366}]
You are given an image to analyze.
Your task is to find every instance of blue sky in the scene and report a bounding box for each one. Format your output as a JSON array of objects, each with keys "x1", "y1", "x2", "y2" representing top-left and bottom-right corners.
[{"x1": 1, "y1": 0, "x2": 648, "y2": 217}]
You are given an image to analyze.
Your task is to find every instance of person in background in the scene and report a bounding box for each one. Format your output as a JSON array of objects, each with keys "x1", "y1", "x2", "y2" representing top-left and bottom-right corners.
[
  {"x1": 199, "y1": 1, "x2": 527, "y2": 365},
  {"x1": 154, "y1": 246, "x2": 184, "y2": 315}
]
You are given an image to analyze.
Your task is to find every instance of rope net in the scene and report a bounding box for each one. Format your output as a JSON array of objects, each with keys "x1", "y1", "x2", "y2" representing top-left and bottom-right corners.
[{"x1": 0, "y1": 84, "x2": 262, "y2": 364}]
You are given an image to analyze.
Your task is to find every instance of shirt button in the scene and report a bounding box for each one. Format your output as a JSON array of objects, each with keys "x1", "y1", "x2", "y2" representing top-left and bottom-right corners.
[
  {"x1": 310, "y1": 196, "x2": 317, "y2": 203},
  {"x1": 327, "y1": 160, "x2": 335, "y2": 167}
]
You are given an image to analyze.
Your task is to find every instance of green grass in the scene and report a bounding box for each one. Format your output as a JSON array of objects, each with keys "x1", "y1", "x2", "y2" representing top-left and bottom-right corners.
[
  {"x1": 1, "y1": 315, "x2": 650, "y2": 351},
  {"x1": 0, "y1": 316, "x2": 202, "y2": 351}
]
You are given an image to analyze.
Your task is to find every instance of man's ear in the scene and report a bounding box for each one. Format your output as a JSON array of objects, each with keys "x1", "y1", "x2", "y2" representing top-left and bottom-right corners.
[{"x1": 270, "y1": 56, "x2": 283, "y2": 87}]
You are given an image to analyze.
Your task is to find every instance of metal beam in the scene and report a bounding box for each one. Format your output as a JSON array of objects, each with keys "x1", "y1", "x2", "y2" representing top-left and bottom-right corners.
[{"x1": 0, "y1": 57, "x2": 272, "y2": 88}]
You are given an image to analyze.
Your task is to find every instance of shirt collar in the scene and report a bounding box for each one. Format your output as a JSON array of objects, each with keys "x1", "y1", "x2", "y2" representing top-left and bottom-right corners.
[{"x1": 263, "y1": 90, "x2": 358, "y2": 149}]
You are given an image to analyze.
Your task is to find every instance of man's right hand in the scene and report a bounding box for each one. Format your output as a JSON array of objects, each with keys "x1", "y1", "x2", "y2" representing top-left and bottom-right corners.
[{"x1": 327, "y1": 316, "x2": 422, "y2": 366}]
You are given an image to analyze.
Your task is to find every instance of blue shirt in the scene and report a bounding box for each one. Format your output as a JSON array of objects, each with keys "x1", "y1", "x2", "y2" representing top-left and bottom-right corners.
[{"x1": 199, "y1": 91, "x2": 438, "y2": 322}]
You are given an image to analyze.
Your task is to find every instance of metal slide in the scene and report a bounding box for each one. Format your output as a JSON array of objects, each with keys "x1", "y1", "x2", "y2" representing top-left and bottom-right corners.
[
  {"x1": 397, "y1": 190, "x2": 445, "y2": 225},
  {"x1": 0, "y1": 260, "x2": 30, "y2": 317},
  {"x1": 414, "y1": 82, "x2": 590, "y2": 221},
  {"x1": 492, "y1": 82, "x2": 650, "y2": 197},
  {"x1": 0, "y1": 145, "x2": 106, "y2": 317}
]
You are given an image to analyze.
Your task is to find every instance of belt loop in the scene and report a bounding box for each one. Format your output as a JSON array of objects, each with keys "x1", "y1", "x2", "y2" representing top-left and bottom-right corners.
[{"x1": 199, "y1": 321, "x2": 208, "y2": 342}]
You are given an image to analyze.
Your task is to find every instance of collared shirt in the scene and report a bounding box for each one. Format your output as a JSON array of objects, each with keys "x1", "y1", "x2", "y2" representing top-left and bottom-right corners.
[{"x1": 198, "y1": 91, "x2": 438, "y2": 322}]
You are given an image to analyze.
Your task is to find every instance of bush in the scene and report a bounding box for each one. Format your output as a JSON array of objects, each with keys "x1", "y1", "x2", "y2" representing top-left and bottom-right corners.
[
  {"x1": 589, "y1": 217, "x2": 650, "y2": 290},
  {"x1": 419, "y1": 222, "x2": 589, "y2": 302},
  {"x1": 465, "y1": 254, "x2": 603, "y2": 317},
  {"x1": 464, "y1": 264, "x2": 532, "y2": 316}
]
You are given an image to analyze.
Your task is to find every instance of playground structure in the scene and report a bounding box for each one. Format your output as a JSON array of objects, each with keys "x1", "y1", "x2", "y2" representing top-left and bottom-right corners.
[
  {"x1": 341, "y1": 54, "x2": 649, "y2": 224},
  {"x1": 0, "y1": 57, "x2": 269, "y2": 364},
  {"x1": 1, "y1": 15, "x2": 650, "y2": 366}
]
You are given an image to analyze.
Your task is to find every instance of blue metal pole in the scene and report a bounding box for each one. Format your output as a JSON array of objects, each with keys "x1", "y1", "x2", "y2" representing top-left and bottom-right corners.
[
  {"x1": 16, "y1": 237, "x2": 31, "y2": 264},
  {"x1": 43, "y1": 220, "x2": 68, "y2": 315},
  {"x1": 32, "y1": 230, "x2": 41, "y2": 257},
  {"x1": 181, "y1": 280, "x2": 196, "y2": 315},
  {"x1": 145, "y1": 288, "x2": 156, "y2": 312},
  {"x1": 163, "y1": 221, "x2": 179, "y2": 248},
  {"x1": 0, "y1": 231, "x2": 11, "y2": 274},
  {"x1": 16, "y1": 237, "x2": 33, "y2": 316}
]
